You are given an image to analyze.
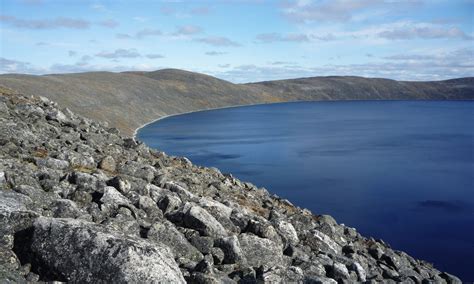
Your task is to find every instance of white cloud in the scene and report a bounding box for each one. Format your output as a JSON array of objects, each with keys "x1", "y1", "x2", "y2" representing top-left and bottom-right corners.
[
  {"x1": 195, "y1": 36, "x2": 241, "y2": 47},
  {"x1": 146, "y1": 54, "x2": 165, "y2": 59},
  {"x1": 116, "y1": 28, "x2": 163, "y2": 39},
  {"x1": 0, "y1": 57, "x2": 45, "y2": 74},
  {"x1": 255, "y1": 33, "x2": 310, "y2": 43},
  {"x1": 173, "y1": 25, "x2": 202, "y2": 36},
  {"x1": 0, "y1": 15, "x2": 90, "y2": 29},
  {"x1": 96, "y1": 49, "x2": 141, "y2": 59},
  {"x1": 205, "y1": 51, "x2": 226, "y2": 56},
  {"x1": 281, "y1": 0, "x2": 384, "y2": 23},
  {"x1": 98, "y1": 19, "x2": 119, "y2": 28}
]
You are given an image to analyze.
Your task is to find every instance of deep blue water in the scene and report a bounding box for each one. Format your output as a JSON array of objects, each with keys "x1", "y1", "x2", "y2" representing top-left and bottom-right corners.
[{"x1": 137, "y1": 101, "x2": 474, "y2": 281}]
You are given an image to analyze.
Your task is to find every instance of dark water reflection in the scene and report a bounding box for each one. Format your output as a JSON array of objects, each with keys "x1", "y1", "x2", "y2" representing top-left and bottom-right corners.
[{"x1": 138, "y1": 101, "x2": 474, "y2": 281}]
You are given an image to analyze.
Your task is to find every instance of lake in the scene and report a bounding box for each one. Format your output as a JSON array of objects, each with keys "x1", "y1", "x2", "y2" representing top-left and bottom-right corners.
[{"x1": 137, "y1": 101, "x2": 474, "y2": 281}]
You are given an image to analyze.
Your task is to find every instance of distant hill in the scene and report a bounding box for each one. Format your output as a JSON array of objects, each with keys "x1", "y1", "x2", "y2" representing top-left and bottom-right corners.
[{"x1": 0, "y1": 69, "x2": 472, "y2": 136}]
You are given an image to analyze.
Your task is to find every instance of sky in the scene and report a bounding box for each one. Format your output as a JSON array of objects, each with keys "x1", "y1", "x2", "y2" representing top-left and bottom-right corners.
[{"x1": 0, "y1": 0, "x2": 473, "y2": 83}]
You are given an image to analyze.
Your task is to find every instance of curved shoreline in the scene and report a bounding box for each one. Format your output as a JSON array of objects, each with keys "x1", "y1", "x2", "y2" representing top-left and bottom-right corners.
[
  {"x1": 132, "y1": 100, "x2": 299, "y2": 139},
  {"x1": 131, "y1": 98, "x2": 469, "y2": 139}
]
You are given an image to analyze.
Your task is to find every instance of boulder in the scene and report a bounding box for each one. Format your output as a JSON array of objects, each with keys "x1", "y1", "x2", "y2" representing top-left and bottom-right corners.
[
  {"x1": 272, "y1": 219, "x2": 299, "y2": 246},
  {"x1": 0, "y1": 191, "x2": 38, "y2": 236},
  {"x1": 167, "y1": 203, "x2": 227, "y2": 237},
  {"x1": 147, "y1": 220, "x2": 203, "y2": 262},
  {"x1": 328, "y1": 262, "x2": 350, "y2": 281},
  {"x1": 304, "y1": 229, "x2": 342, "y2": 255},
  {"x1": 238, "y1": 233, "x2": 283, "y2": 268},
  {"x1": 106, "y1": 176, "x2": 131, "y2": 195},
  {"x1": 50, "y1": 199, "x2": 83, "y2": 219},
  {"x1": 46, "y1": 109, "x2": 67, "y2": 123},
  {"x1": 215, "y1": 235, "x2": 245, "y2": 264},
  {"x1": 35, "y1": 157, "x2": 70, "y2": 170},
  {"x1": 27, "y1": 217, "x2": 185, "y2": 282}
]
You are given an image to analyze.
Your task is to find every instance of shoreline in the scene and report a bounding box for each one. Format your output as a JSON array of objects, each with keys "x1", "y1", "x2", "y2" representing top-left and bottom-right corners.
[
  {"x1": 132, "y1": 100, "x2": 297, "y2": 139},
  {"x1": 132, "y1": 98, "x2": 472, "y2": 139}
]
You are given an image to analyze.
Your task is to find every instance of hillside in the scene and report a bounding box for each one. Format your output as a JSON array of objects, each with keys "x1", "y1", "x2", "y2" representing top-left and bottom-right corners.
[
  {"x1": 0, "y1": 91, "x2": 462, "y2": 282},
  {"x1": 0, "y1": 69, "x2": 472, "y2": 136}
]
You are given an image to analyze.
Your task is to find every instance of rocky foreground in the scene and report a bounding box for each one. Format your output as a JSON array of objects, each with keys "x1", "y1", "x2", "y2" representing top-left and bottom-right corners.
[{"x1": 0, "y1": 91, "x2": 462, "y2": 283}]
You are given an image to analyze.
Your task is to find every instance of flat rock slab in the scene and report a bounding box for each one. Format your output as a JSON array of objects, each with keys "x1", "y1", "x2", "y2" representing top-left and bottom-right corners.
[{"x1": 29, "y1": 217, "x2": 185, "y2": 283}]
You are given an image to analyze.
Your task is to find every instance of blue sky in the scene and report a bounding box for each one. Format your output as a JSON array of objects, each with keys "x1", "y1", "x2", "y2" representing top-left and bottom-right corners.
[{"x1": 0, "y1": 0, "x2": 473, "y2": 82}]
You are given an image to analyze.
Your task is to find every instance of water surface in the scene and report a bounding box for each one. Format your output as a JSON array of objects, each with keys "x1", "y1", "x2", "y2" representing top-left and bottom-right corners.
[{"x1": 138, "y1": 101, "x2": 474, "y2": 281}]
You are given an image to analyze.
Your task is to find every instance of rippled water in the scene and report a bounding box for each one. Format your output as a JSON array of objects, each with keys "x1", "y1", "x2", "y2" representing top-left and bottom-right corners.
[{"x1": 137, "y1": 101, "x2": 474, "y2": 281}]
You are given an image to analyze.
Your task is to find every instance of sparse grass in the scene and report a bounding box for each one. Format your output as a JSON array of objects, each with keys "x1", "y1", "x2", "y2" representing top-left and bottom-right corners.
[
  {"x1": 33, "y1": 148, "x2": 48, "y2": 158},
  {"x1": 234, "y1": 193, "x2": 269, "y2": 217},
  {"x1": 72, "y1": 165, "x2": 95, "y2": 173}
]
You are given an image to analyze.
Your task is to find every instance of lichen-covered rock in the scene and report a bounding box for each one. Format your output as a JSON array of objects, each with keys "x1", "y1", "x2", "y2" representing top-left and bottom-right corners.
[
  {"x1": 147, "y1": 220, "x2": 203, "y2": 262},
  {"x1": 215, "y1": 235, "x2": 245, "y2": 264},
  {"x1": 167, "y1": 202, "x2": 227, "y2": 237},
  {"x1": 98, "y1": 156, "x2": 116, "y2": 172},
  {"x1": 27, "y1": 217, "x2": 185, "y2": 283},
  {"x1": 238, "y1": 233, "x2": 283, "y2": 268}
]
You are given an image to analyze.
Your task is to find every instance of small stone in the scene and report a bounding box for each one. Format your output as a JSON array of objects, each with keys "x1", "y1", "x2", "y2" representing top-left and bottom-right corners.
[
  {"x1": 25, "y1": 272, "x2": 40, "y2": 282},
  {"x1": 46, "y1": 109, "x2": 67, "y2": 123},
  {"x1": 98, "y1": 156, "x2": 116, "y2": 172},
  {"x1": 106, "y1": 176, "x2": 131, "y2": 195},
  {"x1": 349, "y1": 262, "x2": 367, "y2": 282},
  {"x1": 0, "y1": 172, "x2": 5, "y2": 188},
  {"x1": 328, "y1": 262, "x2": 350, "y2": 281},
  {"x1": 214, "y1": 235, "x2": 245, "y2": 264},
  {"x1": 210, "y1": 247, "x2": 225, "y2": 265},
  {"x1": 188, "y1": 235, "x2": 214, "y2": 254}
]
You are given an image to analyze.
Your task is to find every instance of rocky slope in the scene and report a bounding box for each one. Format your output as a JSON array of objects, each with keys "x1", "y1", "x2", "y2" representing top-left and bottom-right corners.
[
  {"x1": 0, "y1": 91, "x2": 462, "y2": 282},
  {"x1": 0, "y1": 69, "x2": 472, "y2": 136}
]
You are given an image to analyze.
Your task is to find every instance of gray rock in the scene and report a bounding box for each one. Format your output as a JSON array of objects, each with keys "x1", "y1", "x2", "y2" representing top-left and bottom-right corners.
[
  {"x1": 215, "y1": 235, "x2": 245, "y2": 264},
  {"x1": 304, "y1": 276, "x2": 338, "y2": 284},
  {"x1": 28, "y1": 217, "x2": 185, "y2": 282},
  {"x1": 0, "y1": 191, "x2": 38, "y2": 236},
  {"x1": 157, "y1": 194, "x2": 182, "y2": 214},
  {"x1": 328, "y1": 262, "x2": 350, "y2": 281},
  {"x1": 138, "y1": 195, "x2": 162, "y2": 220},
  {"x1": 349, "y1": 261, "x2": 367, "y2": 282},
  {"x1": 247, "y1": 218, "x2": 282, "y2": 245},
  {"x1": 68, "y1": 153, "x2": 96, "y2": 170},
  {"x1": 106, "y1": 176, "x2": 131, "y2": 195},
  {"x1": 50, "y1": 199, "x2": 83, "y2": 219},
  {"x1": 168, "y1": 203, "x2": 227, "y2": 237},
  {"x1": 272, "y1": 218, "x2": 299, "y2": 245},
  {"x1": 210, "y1": 247, "x2": 225, "y2": 264},
  {"x1": 164, "y1": 181, "x2": 196, "y2": 200},
  {"x1": 35, "y1": 157, "x2": 70, "y2": 170},
  {"x1": 98, "y1": 156, "x2": 116, "y2": 172},
  {"x1": 0, "y1": 171, "x2": 5, "y2": 188},
  {"x1": 46, "y1": 109, "x2": 67, "y2": 123},
  {"x1": 188, "y1": 235, "x2": 214, "y2": 254},
  {"x1": 100, "y1": 186, "x2": 132, "y2": 208},
  {"x1": 238, "y1": 233, "x2": 283, "y2": 268},
  {"x1": 439, "y1": 272, "x2": 462, "y2": 284},
  {"x1": 304, "y1": 229, "x2": 342, "y2": 255},
  {"x1": 147, "y1": 220, "x2": 203, "y2": 262}
]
